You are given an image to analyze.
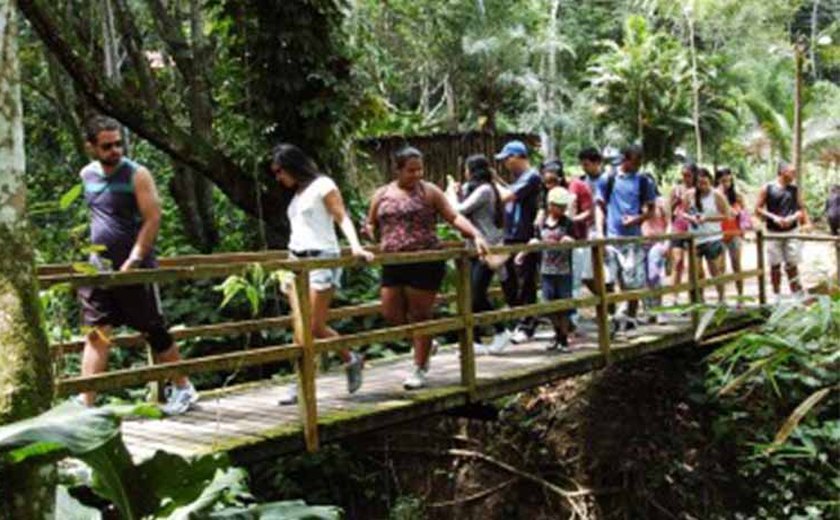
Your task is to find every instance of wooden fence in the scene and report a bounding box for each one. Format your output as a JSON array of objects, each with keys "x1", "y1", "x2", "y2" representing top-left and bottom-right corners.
[
  {"x1": 38, "y1": 231, "x2": 840, "y2": 452},
  {"x1": 354, "y1": 131, "x2": 541, "y2": 187}
]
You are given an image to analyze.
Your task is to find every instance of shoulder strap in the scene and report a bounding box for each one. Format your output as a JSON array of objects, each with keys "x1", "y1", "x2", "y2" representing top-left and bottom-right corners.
[{"x1": 605, "y1": 173, "x2": 616, "y2": 206}]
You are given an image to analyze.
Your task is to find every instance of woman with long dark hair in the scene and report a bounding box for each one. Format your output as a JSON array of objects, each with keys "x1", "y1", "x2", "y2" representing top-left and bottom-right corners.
[
  {"x1": 451, "y1": 154, "x2": 510, "y2": 353},
  {"x1": 681, "y1": 168, "x2": 731, "y2": 303},
  {"x1": 367, "y1": 146, "x2": 489, "y2": 390},
  {"x1": 271, "y1": 143, "x2": 374, "y2": 405},
  {"x1": 715, "y1": 167, "x2": 746, "y2": 299}
]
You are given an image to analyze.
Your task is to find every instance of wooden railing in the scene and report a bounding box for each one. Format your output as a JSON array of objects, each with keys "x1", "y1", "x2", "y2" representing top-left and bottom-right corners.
[{"x1": 38, "y1": 231, "x2": 840, "y2": 451}]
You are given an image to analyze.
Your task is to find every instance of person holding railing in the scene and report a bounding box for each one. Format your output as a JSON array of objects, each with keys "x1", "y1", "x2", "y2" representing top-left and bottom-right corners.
[
  {"x1": 494, "y1": 140, "x2": 543, "y2": 346},
  {"x1": 715, "y1": 167, "x2": 748, "y2": 300},
  {"x1": 642, "y1": 194, "x2": 669, "y2": 323},
  {"x1": 669, "y1": 162, "x2": 698, "y2": 304},
  {"x1": 446, "y1": 154, "x2": 511, "y2": 354},
  {"x1": 271, "y1": 144, "x2": 374, "y2": 405},
  {"x1": 594, "y1": 144, "x2": 657, "y2": 334},
  {"x1": 517, "y1": 187, "x2": 576, "y2": 351},
  {"x1": 76, "y1": 116, "x2": 197, "y2": 415},
  {"x1": 367, "y1": 147, "x2": 489, "y2": 390},
  {"x1": 681, "y1": 168, "x2": 731, "y2": 303},
  {"x1": 755, "y1": 162, "x2": 805, "y2": 300}
]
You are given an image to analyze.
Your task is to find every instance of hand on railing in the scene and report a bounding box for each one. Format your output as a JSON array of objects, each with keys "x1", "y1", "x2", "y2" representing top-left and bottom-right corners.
[
  {"x1": 474, "y1": 236, "x2": 491, "y2": 258},
  {"x1": 351, "y1": 246, "x2": 375, "y2": 263}
]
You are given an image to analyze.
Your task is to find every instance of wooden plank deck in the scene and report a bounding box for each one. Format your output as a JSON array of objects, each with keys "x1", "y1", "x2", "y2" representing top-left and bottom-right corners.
[{"x1": 121, "y1": 311, "x2": 757, "y2": 463}]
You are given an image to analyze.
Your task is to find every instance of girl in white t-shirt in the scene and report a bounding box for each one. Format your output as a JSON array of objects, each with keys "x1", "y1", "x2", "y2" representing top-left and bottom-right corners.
[{"x1": 271, "y1": 144, "x2": 374, "y2": 404}]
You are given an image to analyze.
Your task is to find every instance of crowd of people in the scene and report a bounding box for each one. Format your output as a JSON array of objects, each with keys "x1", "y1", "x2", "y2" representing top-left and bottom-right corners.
[{"x1": 75, "y1": 115, "x2": 815, "y2": 413}]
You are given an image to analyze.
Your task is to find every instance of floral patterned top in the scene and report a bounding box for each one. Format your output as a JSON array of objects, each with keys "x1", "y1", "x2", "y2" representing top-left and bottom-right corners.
[
  {"x1": 539, "y1": 216, "x2": 573, "y2": 276},
  {"x1": 376, "y1": 181, "x2": 440, "y2": 253}
]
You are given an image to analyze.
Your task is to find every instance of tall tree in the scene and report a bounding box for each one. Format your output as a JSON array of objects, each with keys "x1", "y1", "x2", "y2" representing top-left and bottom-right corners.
[{"x1": 0, "y1": 0, "x2": 54, "y2": 515}]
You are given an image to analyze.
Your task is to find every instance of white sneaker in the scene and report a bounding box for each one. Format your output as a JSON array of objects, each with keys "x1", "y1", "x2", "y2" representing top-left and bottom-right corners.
[
  {"x1": 488, "y1": 330, "x2": 513, "y2": 355},
  {"x1": 510, "y1": 328, "x2": 532, "y2": 344},
  {"x1": 474, "y1": 342, "x2": 489, "y2": 356},
  {"x1": 161, "y1": 381, "x2": 199, "y2": 416},
  {"x1": 403, "y1": 366, "x2": 428, "y2": 390},
  {"x1": 278, "y1": 383, "x2": 298, "y2": 406}
]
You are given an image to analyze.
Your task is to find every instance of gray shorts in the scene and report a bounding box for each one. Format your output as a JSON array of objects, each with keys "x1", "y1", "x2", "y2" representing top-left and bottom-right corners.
[{"x1": 606, "y1": 243, "x2": 646, "y2": 290}]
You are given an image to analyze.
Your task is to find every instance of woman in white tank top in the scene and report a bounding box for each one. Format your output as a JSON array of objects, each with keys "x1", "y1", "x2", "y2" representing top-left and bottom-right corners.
[
  {"x1": 272, "y1": 144, "x2": 374, "y2": 405},
  {"x1": 681, "y1": 168, "x2": 731, "y2": 303}
]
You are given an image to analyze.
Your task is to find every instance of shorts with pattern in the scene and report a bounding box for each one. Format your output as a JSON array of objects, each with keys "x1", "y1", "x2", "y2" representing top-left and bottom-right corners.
[
  {"x1": 606, "y1": 243, "x2": 646, "y2": 290},
  {"x1": 766, "y1": 237, "x2": 801, "y2": 267}
]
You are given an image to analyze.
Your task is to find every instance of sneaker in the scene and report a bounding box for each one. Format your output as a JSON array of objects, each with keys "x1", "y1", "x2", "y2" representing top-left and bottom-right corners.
[
  {"x1": 474, "y1": 342, "x2": 489, "y2": 356},
  {"x1": 488, "y1": 330, "x2": 512, "y2": 355},
  {"x1": 70, "y1": 394, "x2": 89, "y2": 407},
  {"x1": 623, "y1": 317, "x2": 638, "y2": 332},
  {"x1": 161, "y1": 381, "x2": 199, "y2": 416},
  {"x1": 278, "y1": 383, "x2": 297, "y2": 406},
  {"x1": 345, "y1": 352, "x2": 364, "y2": 394},
  {"x1": 510, "y1": 327, "x2": 532, "y2": 344},
  {"x1": 403, "y1": 366, "x2": 428, "y2": 390},
  {"x1": 546, "y1": 337, "x2": 570, "y2": 352}
]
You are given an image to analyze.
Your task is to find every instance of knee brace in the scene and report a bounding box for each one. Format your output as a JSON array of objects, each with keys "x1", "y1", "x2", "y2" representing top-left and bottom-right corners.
[{"x1": 144, "y1": 326, "x2": 173, "y2": 354}]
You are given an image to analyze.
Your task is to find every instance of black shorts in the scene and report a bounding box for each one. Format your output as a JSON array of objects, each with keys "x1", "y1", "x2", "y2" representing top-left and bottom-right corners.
[
  {"x1": 77, "y1": 283, "x2": 171, "y2": 351},
  {"x1": 670, "y1": 238, "x2": 689, "y2": 250},
  {"x1": 381, "y1": 261, "x2": 446, "y2": 292}
]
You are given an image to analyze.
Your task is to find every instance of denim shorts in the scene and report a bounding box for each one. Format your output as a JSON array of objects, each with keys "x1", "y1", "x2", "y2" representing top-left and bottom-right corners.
[
  {"x1": 291, "y1": 250, "x2": 342, "y2": 291},
  {"x1": 541, "y1": 274, "x2": 573, "y2": 316}
]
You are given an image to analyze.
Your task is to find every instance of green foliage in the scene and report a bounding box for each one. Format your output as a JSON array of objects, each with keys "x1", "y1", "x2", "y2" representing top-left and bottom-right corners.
[
  {"x1": 0, "y1": 402, "x2": 342, "y2": 519},
  {"x1": 707, "y1": 295, "x2": 840, "y2": 518}
]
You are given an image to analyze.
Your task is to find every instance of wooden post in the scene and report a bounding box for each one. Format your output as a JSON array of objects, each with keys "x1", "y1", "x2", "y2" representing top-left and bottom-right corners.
[
  {"x1": 456, "y1": 253, "x2": 476, "y2": 397},
  {"x1": 289, "y1": 270, "x2": 319, "y2": 452},
  {"x1": 591, "y1": 243, "x2": 611, "y2": 363},
  {"x1": 756, "y1": 231, "x2": 767, "y2": 306},
  {"x1": 687, "y1": 236, "x2": 702, "y2": 330}
]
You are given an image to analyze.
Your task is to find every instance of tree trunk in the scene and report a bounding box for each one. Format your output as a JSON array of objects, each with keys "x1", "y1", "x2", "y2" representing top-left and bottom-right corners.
[
  {"x1": 793, "y1": 39, "x2": 804, "y2": 184},
  {"x1": 0, "y1": 1, "x2": 55, "y2": 516},
  {"x1": 166, "y1": 0, "x2": 218, "y2": 253}
]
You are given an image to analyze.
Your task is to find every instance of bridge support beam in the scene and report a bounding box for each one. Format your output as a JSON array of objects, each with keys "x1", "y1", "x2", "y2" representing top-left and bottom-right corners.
[
  {"x1": 456, "y1": 253, "x2": 477, "y2": 397},
  {"x1": 290, "y1": 270, "x2": 319, "y2": 452}
]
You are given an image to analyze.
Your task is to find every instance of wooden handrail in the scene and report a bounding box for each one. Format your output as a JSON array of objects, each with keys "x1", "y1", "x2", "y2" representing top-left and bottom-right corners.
[
  {"x1": 47, "y1": 231, "x2": 838, "y2": 452},
  {"x1": 51, "y1": 288, "x2": 504, "y2": 355}
]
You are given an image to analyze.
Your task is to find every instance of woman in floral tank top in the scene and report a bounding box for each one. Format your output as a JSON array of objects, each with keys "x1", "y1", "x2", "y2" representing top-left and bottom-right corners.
[{"x1": 366, "y1": 147, "x2": 490, "y2": 390}]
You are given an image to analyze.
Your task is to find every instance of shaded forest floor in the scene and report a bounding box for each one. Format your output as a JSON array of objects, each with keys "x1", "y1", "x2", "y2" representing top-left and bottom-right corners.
[{"x1": 247, "y1": 346, "x2": 751, "y2": 519}]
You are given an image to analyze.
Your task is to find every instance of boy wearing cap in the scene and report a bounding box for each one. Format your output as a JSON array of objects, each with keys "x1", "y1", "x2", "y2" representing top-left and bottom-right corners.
[
  {"x1": 517, "y1": 187, "x2": 575, "y2": 351},
  {"x1": 495, "y1": 140, "x2": 542, "y2": 348}
]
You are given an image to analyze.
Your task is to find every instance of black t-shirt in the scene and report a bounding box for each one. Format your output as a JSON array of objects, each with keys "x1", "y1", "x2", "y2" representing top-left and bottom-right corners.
[{"x1": 765, "y1": 182, "x2": 799, "y2": 231}]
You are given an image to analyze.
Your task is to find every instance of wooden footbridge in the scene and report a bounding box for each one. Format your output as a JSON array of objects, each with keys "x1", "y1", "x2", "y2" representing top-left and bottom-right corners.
[{"x1": 37, "y1": 232, "x2": 840, "y2": 462}]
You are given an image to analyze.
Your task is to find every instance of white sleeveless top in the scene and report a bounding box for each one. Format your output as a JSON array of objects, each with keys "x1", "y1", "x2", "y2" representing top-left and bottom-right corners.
[
  {"x1": 690, "y1": 190, "x2": 722, "y2": 244},
  {"x1": 287, "y1": 176, "x2": 340, "y2": 253}
]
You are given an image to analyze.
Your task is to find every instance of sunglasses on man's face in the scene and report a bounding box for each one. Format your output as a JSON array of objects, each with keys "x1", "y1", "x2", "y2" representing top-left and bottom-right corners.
[{"x1": 99, "y1": 140, "x2": 123, "y2": 151}]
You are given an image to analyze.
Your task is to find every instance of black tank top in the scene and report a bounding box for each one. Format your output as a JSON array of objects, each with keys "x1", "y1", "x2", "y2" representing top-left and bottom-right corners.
[{"x1": 765, "y1": 182, "x2": 799, "y2": 232}]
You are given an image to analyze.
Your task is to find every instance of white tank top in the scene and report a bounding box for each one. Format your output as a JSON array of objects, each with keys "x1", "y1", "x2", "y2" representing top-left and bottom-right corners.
[
  {"x1": 691, "y1": 190, "x2": 722, "y2": 244},
  {"x1": 287, "y1": 176, "x2": 341, "y2": 253}
]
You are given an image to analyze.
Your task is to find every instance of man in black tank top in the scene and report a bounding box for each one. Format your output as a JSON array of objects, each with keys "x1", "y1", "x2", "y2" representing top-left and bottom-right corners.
[
  {"x1": 76, "y1": 116, "x2": 197, "y2": 414},
  {"x1": 755, "y1": 162, "x2": 805, "y2": 298}
]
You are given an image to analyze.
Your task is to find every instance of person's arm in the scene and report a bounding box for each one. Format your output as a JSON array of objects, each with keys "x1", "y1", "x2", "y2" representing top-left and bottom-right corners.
[
  {"x1": 622, "y1": 179, "x2": 656, "y2": 227},
  {"x1": 364, "y1": 187, "x2": 384, "y2": 241},
  {"x1": 455, "y1": 184, "x2": 489, "y2": 216},
  {"x1": 122, "y1": 167, "x2": 161, "y2": 271},
  {"x1": 430, "y1": 183, "x2": 489, "y2": 255},
  {"x1": 792, "y1": 186, "x2": 807, "y2": 227},
  {"x1": 501, "y1": 171, "x2": 540, "y2": 204},
  {"x1": 754, "y1": 185, "x2": 780, "y2": 225},
  {"x1": 324, "y1": 188, "x2": 374, "y2": 261}
]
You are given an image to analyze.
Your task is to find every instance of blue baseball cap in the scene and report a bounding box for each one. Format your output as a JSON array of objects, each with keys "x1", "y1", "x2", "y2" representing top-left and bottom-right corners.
[{"x1": 495, "y1": 140, "x2": 528, "y2": 160}]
